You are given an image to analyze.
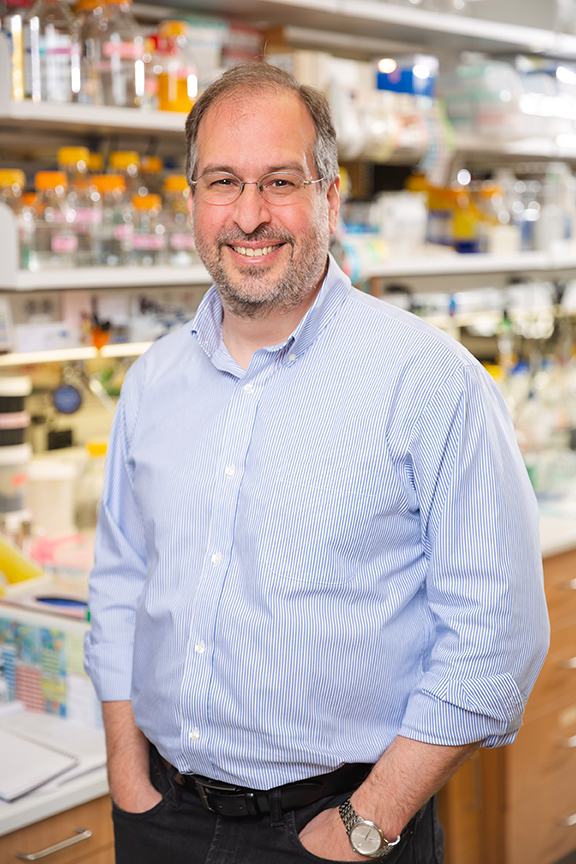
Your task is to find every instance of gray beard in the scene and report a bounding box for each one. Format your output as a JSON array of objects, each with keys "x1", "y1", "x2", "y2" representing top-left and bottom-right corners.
[{"x1": 193, "y1": 225, "x2": 330, "y2": 321}]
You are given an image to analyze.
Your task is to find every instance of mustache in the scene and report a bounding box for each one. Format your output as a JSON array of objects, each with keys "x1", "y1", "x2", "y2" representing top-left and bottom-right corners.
[{"x1": 216, "y1": 227, "x2": 295, "y2": 246}]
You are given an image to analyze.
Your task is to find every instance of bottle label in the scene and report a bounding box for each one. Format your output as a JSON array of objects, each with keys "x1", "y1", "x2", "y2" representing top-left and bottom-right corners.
[
  {"x1": 170, "y1": 232, "x2": 196, "y2": 250},
  {"x1": 51, "y1": 235, "x2": 78, "y2": 253},
  {"x1": 132, "y1": 234, "x2": 167, "y2": 250},
  {"x1": 102, "y1": 41, "x2": 144, "y2": 60},
  {"x1": 74, "y1": 208, "x2": 103, "y2": 225},
  {"x1": 113, "y1": 224, "x2": 134, "y2": 240}
]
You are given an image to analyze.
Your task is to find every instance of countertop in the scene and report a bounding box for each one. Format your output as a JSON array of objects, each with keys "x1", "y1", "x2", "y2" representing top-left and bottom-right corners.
[{"x1": 0, "y1": 768, "x2": 108, "y2": 837}]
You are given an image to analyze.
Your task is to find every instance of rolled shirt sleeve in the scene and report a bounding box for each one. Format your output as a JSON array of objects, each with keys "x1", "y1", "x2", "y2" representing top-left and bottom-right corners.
[
  {"x1": 84, "y1": 360, "x2": 148, "y2": 701},
  {"x1": 399, "y1": 364, "x2": 550, "y2": 747}
]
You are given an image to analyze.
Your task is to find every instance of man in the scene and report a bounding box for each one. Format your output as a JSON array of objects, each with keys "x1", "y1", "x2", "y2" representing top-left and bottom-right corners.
[{"x1": 85, "y1": 62, "x2": 549, "y2": 863}]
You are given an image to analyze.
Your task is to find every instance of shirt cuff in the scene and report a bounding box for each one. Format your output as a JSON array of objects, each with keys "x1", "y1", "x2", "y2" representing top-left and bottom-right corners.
[
  {"x1": 399, "y1": 675, "x2": 524, "y2": 748},
  {"x1": 84, "y1": 633, "x2": 134, "y2": 702}
]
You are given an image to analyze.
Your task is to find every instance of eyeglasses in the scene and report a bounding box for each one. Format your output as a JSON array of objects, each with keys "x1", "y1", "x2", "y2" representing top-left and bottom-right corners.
[{"x1": 190, "y1": 171, "x2": 325, "y2": 206}]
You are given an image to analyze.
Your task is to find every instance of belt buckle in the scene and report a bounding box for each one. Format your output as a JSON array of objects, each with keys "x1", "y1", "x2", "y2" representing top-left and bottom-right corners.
[
  {"x1": 194, "y1": 779, "x2": 215, "y2": 813},
  {"x1": 192, "y1": 777, "x2": 260, "y2": 817}
]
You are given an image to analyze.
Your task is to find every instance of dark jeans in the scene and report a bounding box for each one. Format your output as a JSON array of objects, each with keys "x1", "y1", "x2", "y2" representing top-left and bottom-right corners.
[{"x1": 112, "y1": 746, "x2": 444, "y2": 864}]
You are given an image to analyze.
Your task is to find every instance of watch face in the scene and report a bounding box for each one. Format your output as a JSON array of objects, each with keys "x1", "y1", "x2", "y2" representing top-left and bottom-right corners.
[{"x1": 350, "y1": 821, "x2": 383, "y2": 856}]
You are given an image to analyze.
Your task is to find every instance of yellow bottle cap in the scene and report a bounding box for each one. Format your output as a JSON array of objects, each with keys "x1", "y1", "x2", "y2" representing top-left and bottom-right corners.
[
  {"x1": 35, "y1": 171, "x2": 67, "y2": 190},
  {"x1": 109, "y1": 151, "x2": 140, "y2": 170},
  {"x1": 158, "y1": 20, "x2": 188, "y2": 37},
  {"x1": 85, "y1": 439, "x2": 108, "y2": 457},
  {"x1": 93, "y1": 174, "x2": 126, "y2": 193},
  {"x1": 163, "y1": 174, "x2": 189, "y2": 192},
  {"x1": 22, "y1": 192, "x2": 36, "y2": 207},
  {"x1": 132, "y1": 193, "x2": 162, "y2": 210},
  {"x1": 141, "y1": 155, "x2": 163, "y2": 174},
  {"x1": 73, "y1": 0, "x2": 101, "y2": 9},
  {"x1": 0, "y1": 169, "x2": 26, "y2": 189},
  {"x1": 58, "y1": 146, "x2": 90, "y2": 165}
]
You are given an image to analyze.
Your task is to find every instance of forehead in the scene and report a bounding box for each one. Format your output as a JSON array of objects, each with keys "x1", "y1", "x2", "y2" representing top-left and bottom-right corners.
[{"x1": 196, "y1": 88, "x2": 317, "y2": 175}]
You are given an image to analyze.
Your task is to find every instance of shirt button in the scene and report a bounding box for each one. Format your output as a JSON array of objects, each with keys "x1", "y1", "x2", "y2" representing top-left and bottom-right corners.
[
  {"x1": 243, "y1": 383, "x2": 254, "y2": 394},
  {"x1": 189, "y1": 729, "x2": 200, "y2": 742},
  {"x1": 211, "y1": 553, "x2": 222, "y2": 565},
  {"x1": 195, "y1": 641, "x2": 206, "y2": 654},
  {"x1": 225, "y1": 465, "x2": 235, "y2": 477},
  {"x1": 288, "y1": 353, "x2": 296, "y2": 362}
]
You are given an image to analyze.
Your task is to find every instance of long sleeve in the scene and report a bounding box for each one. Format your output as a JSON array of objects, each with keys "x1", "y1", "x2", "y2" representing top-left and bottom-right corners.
[
  {"x1": 399, "y1": 364, "x2": 550, "y2": 747},
  {"x1": 84, "y1": 361, "x2": 148, "y2": 701}
]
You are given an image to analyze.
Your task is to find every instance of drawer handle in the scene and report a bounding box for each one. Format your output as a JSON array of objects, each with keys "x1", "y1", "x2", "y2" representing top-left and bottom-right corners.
[
  {"x1": 558, "y1": 735, "x2": 576, "y2": 749},
  {"x1": 558, "y1": 814, "x2": 576, "y2": 828},
  {"x1": 562, "y1": 579, "x2": 576, "y2": 591},
  {"x1": 558, "y1": 657, "x2": 576, "y2": 670},
  {"x1": 15, "y1": 827, "x2": 92, "y2": 860}
]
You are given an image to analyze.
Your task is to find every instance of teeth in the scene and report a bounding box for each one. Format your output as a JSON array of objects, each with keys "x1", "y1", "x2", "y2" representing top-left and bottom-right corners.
[{"x1": 232, "y1": 245, "x2": 279, "y2": 257}]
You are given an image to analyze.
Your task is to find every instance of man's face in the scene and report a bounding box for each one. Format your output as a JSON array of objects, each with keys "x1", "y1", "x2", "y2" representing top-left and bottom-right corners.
[{"x1": 188, "y1": 88, "x2": 340, "y2": 319}]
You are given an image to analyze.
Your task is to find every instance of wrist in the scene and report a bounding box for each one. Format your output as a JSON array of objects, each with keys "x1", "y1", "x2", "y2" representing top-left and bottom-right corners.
[{"x1": 349, "y1": 787, "x2": 404, "y2": 844}]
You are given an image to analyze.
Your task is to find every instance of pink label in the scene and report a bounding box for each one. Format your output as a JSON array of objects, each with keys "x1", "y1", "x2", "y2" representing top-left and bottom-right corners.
[
  {"x1": 103, "y1": 41, "x2": 144, "y2": 60},
  {"x1": 132, "y1": 234, "x2": 166, "y2": 251},
  {"x1": 74, "y1": 208, "x2": 102, "y2": 225},
  {"x1": 51, "y1": 234, "x2": 78, "y2": 253},
  {"x1": 0, "y1": 411, "x2": 30, "y2": 430},
  {"x1": 113, "y1": 224, "x2": 134, "y2": 241},
  {"x1": 170, "y1": 232, "x2": 196, "y2": 250}
]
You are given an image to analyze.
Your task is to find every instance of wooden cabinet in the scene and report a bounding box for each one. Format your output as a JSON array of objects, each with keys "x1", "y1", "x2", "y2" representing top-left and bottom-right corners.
[
  {"x1": 440, "y1": 547, "x2": 576, "y2": 864},
  {"x1": 0, "y1": 796, "x2": 114, "y2": 864}
]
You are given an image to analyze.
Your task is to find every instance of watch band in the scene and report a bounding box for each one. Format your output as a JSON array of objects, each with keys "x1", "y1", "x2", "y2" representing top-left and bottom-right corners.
[{"x1": 339, "y1": 798, "x2": 402, "y2": 858}]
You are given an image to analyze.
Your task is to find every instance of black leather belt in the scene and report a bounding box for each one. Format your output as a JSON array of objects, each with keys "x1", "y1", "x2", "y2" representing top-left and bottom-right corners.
[{"x1": 178, "y1": 762, "x2": 373, "y2": 818}]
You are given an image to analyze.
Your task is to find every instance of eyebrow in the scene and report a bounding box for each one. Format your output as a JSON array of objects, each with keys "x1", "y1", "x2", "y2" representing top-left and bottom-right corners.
[{"x1": 199, "y1": 162, "x2": 310, "y2": 177}]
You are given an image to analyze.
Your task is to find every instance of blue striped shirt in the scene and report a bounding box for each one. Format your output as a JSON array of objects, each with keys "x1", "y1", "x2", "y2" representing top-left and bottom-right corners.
[{"x1": 85, "y1": 255, "x2": 549, "y2": 789}]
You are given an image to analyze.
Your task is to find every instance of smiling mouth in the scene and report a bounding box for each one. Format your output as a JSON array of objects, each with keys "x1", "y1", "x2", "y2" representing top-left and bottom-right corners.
[{"x1": 229, "y1": 244, "x2": 283, "y2": 258}]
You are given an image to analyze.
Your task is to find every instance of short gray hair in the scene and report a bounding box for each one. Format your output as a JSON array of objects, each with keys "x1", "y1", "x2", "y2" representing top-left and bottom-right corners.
[{"x1": 185, "y1": 62, "x2": 339, "y2": 191}]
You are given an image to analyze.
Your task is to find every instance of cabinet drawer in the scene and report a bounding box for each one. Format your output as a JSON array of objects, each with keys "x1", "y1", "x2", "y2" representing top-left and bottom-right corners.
[
  {"x1": 544, "y1": 549, "x2": 576, "y2": 624},
  {"x1": 525, "y1": 622, "x2": 576, "y2": 717},
  {"x1": 0, "y1": 796, "x2": 113, "y2": 864},
  {"x1": 508, "y1": 773, "x2": 576, "y2": 864},
  {"x1": 508, "y1": 702, "x2": 576, "y2": 806}
]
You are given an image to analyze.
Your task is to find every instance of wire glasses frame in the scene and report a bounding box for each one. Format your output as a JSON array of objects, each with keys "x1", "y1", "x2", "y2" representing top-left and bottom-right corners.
[{"x1": 190, "y1": 171, "x2": 325, "y2": 206}]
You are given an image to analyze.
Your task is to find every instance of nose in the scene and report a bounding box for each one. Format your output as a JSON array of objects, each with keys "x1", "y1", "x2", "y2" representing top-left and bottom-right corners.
[{"x1": 231, "y1": 182, "x2": 272, "y2": 235}]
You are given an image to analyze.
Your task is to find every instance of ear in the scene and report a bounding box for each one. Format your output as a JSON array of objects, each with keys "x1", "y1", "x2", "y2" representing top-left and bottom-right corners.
[
  {"x1": 186, "y1": 189, "x2": 194, "y2": 223},
  {"x1": 327, "y1": 175, "x2": 340, "y2": 235}
]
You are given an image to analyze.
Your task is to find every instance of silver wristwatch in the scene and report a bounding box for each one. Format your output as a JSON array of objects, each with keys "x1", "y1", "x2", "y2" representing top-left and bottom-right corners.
[{"x1": 339, "y1": 798, "x2": 401, "y2": 859}]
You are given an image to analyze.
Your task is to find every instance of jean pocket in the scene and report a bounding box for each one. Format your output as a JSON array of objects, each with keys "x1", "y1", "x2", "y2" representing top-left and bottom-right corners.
[{"x1": 112, "y1": 787, "x2": 174, "y2": 821}]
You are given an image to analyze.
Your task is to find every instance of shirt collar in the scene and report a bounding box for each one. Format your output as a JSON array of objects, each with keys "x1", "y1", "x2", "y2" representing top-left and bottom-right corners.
[{"x1": 190, "y1": 253, "x2": 352, "y2": 364}]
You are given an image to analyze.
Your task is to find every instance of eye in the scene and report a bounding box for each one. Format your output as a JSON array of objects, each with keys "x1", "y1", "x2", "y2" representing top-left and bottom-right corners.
[
  {"x1": 210, "y1": 176, "x2": 239, "y2": 188},
  {"x1": 266, "y1": 176, "x2": 297, "y2": 189}
]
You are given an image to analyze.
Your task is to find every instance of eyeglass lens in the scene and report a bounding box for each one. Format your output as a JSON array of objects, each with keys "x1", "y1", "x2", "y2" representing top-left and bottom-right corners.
[{"x1": 197, "y1": 172, "x2": 310, "y2": 205}]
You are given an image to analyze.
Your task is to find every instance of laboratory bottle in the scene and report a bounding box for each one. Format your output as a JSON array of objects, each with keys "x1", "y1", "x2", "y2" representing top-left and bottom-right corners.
[
  {"x1": 140, "y1": 155, "x2": 163, "y2": 195},
  {"x1": 108, "y1": 150, "x2": 140, "y2": 196},
  {"x1": 131, "y1": 193, "x2": 166, "y2": 266},
  {"x1": 34, "y1": 171, "x2": 77, "y2": 268},
  {"x1": 154, "y1": 20, "x2": 198, "y2": 113},
  {"x1": 1, "y1": 0, "x2": 32, "y2": 100},
  {"x1": 92, "y1": 173, "x2": 132, "y2": 265},
  {"x1": 74, "y1": 0, "x2": 103, "y2": 104},
  {"x1": 163, "y1": 174, "x2": 197, "y2": 266},
  {"x1": 79, "y1": 0, "x2": 145, "y2": 107},
  {"x1": 25, "y1": 0, "x2": 81, "y2": 103},
  {"x1": 58, "y1": 146, "x2": 98, "y2": 266},
  {"x1": 0, "y1": 168, "x2": 35, "y2": 269}
]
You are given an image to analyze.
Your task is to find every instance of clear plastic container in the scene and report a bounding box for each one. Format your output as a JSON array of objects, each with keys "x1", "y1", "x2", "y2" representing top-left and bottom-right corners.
[
  {"x1": 154, "y1": 20, "x2": 198, "y2": 113},
  {"x1": 130, "y1": 193, "x2": 166, "y2": 266},
  {"x1": 58, "y1": 146, "x2": 99, "y2": 266},
  {"x1": 0, "y1": 168, "x2": 36, "y2": 270},
  {"x1": 108, "y1": 150, "x2": 140, "y2": 196},
  {"x1": 25, "y1": 0, "x2": 81, "y2": 103},
  {"x1": 163, "y1": 174, "x2": 197, "y2": 266},
  {"x1": 0, "y1": 443, "x2": 32, "y2": 513},
  {"x1": 33, "y1": 170, "x2": 77, "y2": 268},
  {"x1": 1, "y1": 0, "x2": 33, "y2": 100},
  {"x1": 140, "y1": 154, "x2": 163, "y2": 196},
  {"x1": 92, "y1": 173, "x2": 132, "y2": 265},
  {"x1": 78, "y1": 0, "x2": 145, "y2": 107},
  {"x1": 74, "y1": 439, "x2": 107, "y2": 530}
]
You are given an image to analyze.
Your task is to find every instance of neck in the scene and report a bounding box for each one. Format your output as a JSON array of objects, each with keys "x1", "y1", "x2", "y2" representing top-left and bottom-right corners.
[{"x1": 221, "y1": 279, "x2": 324, "y2": 371}]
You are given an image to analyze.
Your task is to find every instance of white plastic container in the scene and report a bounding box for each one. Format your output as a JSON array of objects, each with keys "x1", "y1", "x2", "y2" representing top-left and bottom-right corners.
[{"x1": 27, "y1": 459, "x2": 77, "y2": 535}]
